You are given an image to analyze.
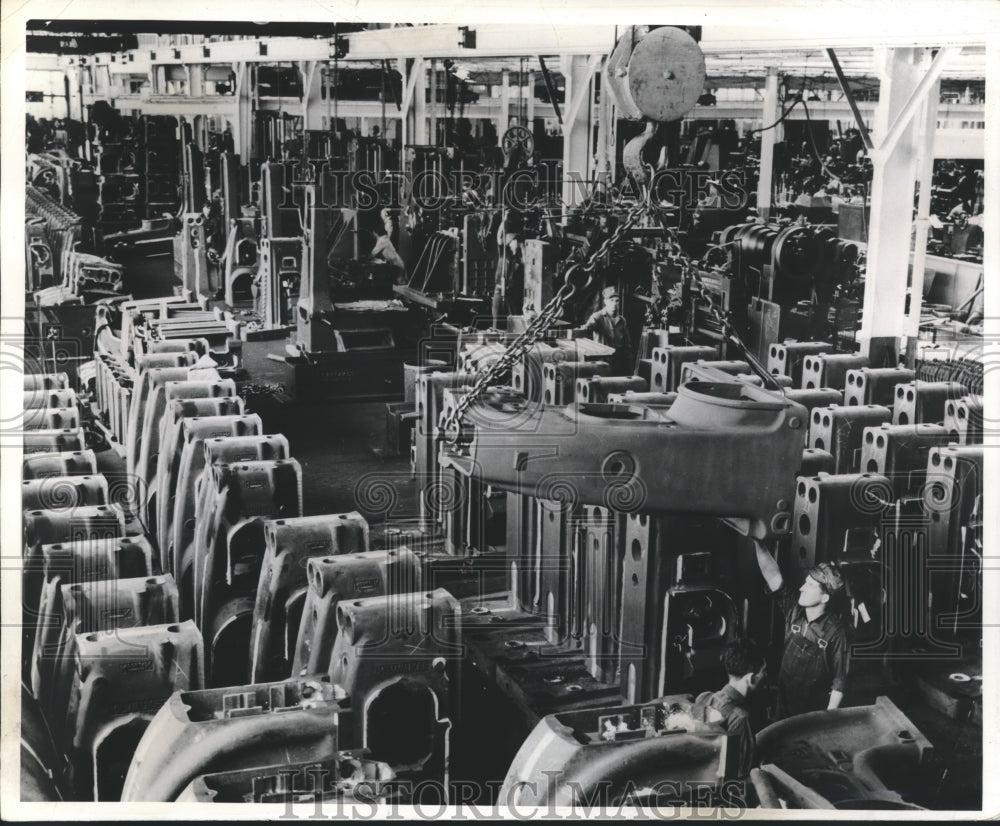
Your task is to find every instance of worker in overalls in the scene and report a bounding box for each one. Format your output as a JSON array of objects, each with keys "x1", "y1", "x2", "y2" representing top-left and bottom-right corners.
[
  {"x1": 754, "y1": 542, "x2": 850, "y2": 719},
  {"x1": 580, "y1": 285, "x2": 633, "y2": 375}
]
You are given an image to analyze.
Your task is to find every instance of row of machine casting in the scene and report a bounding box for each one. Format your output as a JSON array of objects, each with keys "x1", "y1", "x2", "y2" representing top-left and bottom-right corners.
[{"x1": 20, "y1": 288, "x2": 983, "y2": 807}]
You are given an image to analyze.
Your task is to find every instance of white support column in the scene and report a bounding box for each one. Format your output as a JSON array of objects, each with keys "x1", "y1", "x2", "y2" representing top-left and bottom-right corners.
[
  {"x1": 398, "y1": 57, "x2": 422, "y2": 149},
  {"x1": 562, "y1": 54, "x2": 600, "y2": 132},
  {"x1": 878, "y1": 47, "x2": 953, "y2": 160},
  {"x1": 594, "y1": 57, "x2": 612, "y2": 190},
  {"x1": 860, "y1": 48, "x2": 925, "y2": 362},
  {"x1": 231, "y1": 62, "x2": 252, "y2": 159},
  {"x1": 298, "y1": 60, "x2": 319, "y2": 130},
  {"x1": 756, "y1": 67, "x2": 780, "y2": 219},
  {"x1": 429, "y1": 59, "x2": 437, "y2": 145},
  {"x1": 527, "y1": 69, "x2": 536, "y2": 124},
  {"x1": 413, "y1": 59, "x2": 428, "y2": 144},
  {"x1": 65, "y1": 66, "x2": 83, "y2": 121},
  {"x1": 188, "y1": 63, "x2": 204, "y2": 99},
  {"x1": 500, "y1": 68, "x2": 511, "y2": 132},
  {"x1": 904, "y1": 70, "x2": 941, "y2": 341},
  {"x1": 561, "y1": 54, "x2": 595, "y2": 209}
]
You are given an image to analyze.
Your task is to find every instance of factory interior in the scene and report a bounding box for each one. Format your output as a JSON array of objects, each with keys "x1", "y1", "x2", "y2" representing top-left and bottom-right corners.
[{"x1": 11, "y1": 9, "x2": 993, "y2": 815}]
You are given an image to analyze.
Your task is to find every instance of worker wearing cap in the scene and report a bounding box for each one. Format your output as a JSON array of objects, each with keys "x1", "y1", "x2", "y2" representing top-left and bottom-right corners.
[
  {"x1": 754, "y1": 541, "x2": 851, "y2": 718},
  {"x1": 581, "y1": 286, "x2": 633, "y2": 374}
]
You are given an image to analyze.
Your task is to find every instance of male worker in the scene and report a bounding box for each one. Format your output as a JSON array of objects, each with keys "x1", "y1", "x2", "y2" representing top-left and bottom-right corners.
[
  {"x1": 368, "y1": 225, "x2": 407, "y2": 284},
  {"x1": 694, "y1": 638, "x2": 767, "y2": 781},
  {"x1": 754, "y1": 541, "x2": 850, "y2": 718},
  {"x1": 581, "y1": 285, "x2": 633, "y2": 374}
]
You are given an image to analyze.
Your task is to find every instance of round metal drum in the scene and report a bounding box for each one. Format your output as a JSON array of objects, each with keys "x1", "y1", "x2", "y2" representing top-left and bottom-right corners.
[{"x1": 628, "y1": 27, "x2": 705, "y2": 122}]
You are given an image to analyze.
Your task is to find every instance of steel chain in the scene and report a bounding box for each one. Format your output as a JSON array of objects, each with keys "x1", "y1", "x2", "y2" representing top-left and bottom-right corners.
[{"x1": 440, "y1": 199, "x2": 650, "y2": 442}]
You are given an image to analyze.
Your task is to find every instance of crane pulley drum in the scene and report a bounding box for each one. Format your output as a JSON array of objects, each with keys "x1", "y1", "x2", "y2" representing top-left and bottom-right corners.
[{"x1": 606, "y1": 26, "x2": 706, "y2": 123}]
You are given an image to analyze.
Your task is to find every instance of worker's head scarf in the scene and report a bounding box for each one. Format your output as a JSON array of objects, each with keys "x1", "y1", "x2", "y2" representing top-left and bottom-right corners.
[{"x1": 808, "y1": 561, "x2": 844, "y2": 595}]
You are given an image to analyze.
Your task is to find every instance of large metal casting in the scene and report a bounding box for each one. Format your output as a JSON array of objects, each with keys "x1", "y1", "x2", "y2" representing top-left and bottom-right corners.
[
  {"x1": 649, "y1": 345, "x2": 718, "y2": 393},
  {"x1": 808, "y1": 404, "x2": 893, "y2": 474},
  {"x1": 543, "y1": 361, "x2": 611, "y2": 406},
  {"x1": 500, "y1": 696, "x2": 729, "y2": 808},
  {"x1": 24, "y1": 372, "x2": 70, "y2": 392},
  {"x1": 792, "y1": 472, "x2": 892, "y2": 569},
  {"x1": 165, "y1": 413, "x2": 262, "y2": 588},
  {"x1": 844, "y1": 367, "x2": 916, "y2": 407},
  {"x1": 22, "y1": 449, "x2": 97, "y2": 479},
  {"x1": 175, "y1": 752, "x2": 396, "y2": 804},
  {"x1": 64, "y1": 620, "x2": 204, "y2": 800},
  {"x1": 859, "y1": 424, "x2": 952, "y2": 497},
  {"x1": 121, "y1": 678, "x2": 344, "y2": 802},
  {"x1": 23, "y1": 504, "x2": 128, "y2": 670},
  {"x1": 22, "y1": 475, "x2": 108, "y2": 510},
  {"x1": 606, "y1": 390, "x2": 677, "y2": 407},
  {"x1": 511, "y1": 340, "x2": 614, "y2": 403},
  {"x1": 453, "y1": 381, "x2": 809, "y2": 540},
  {"x1": 923, "y1": 445, "x2": 986, "y2": 616},
  {"x1": 140, "y1": 377, "x2": 237, "y2": 530},
  {"x1": 781, "y1": 388, "x2": 845, "y2": 445},
  {"x1": 39, "y1": 575, "x2": 180, "y2": 751},
  {"x1": 23, "y1": 387, "x2": 77, "y2": 410},
  {"x1": 292, "y1": 548, "x2": 422, "y2": 677},
  {"x1": 326, "y1": 588, "x2": 460, "y2": 784},
  {"x1": 249, "y1": 511, "x2": 370, "y2": 682},
  {"x1": 131, "y1": 368, "x2": 223, "y2": 493},
  {"x1": 414, "y1": 371, "x2": 479, "y2": 529},
  {"x1": 580, "y1": 506, "x2": 625, "y2": 685},
  {"x1": 799, "y1": 447, "x2": 836, "y2": 476},
  {"x1": 768, "y1": 342, "x2": 832, "y2": 387},
  {"x1": 23, "y1": 428, "x2": 86, "y2": 455},
  {"x1": 177, "y1": 434, "x2": 290, "y2": 617},
  {"x1": 124, "y1": 355, "x2": 200, "y2": 472},
  {"x1": 755, "y1": 696, "x2": 932, "y2": 809},
  {"x1": 576, "y1": 375, "x2": 648, "y2": 404},
  {"x1": 191, "y1": 458, "x2": 303, "y2": 684},
  {"x1": 31, "y1": 536, "x2": 156, "y2": 710},
  {"x1": 943, "y1": 395, "x2": 983, "y2": 444},
  {"x1": 152, "y1": 402, "x2": 250, "y2": 557},
  {"x1": 801, "y1": 354, "x2": 870, "y2": 391},
  {"x1": 892, "y1": 381, "x2": 968, "y2": 426}
]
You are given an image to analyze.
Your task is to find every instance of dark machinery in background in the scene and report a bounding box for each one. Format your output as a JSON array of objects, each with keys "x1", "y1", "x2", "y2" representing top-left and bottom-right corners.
[{"x1": 21, "y1": 25, "x2": 982, "y2": 813}]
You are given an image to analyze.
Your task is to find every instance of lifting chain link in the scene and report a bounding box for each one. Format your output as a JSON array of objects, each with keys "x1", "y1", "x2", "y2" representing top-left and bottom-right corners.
[{"x1": 440, "y1": 198, "x2": 650, "y2": 443}]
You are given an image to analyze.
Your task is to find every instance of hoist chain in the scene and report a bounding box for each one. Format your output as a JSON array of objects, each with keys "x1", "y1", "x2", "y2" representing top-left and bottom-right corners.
[{"x1": 440, "y1": 198, "x2": 649, "y2": 442}]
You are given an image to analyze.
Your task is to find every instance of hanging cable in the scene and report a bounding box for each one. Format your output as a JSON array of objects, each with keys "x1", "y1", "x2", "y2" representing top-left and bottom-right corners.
[
  {"x1": 380, "y1": 60, "x2": 387, "y2": 139},
  {"x1": 747, "y1": 95, "x2": 805, "y2": 136},
  {"x1": 332, "y1": 25, "x2": 339, "y2": 134}
]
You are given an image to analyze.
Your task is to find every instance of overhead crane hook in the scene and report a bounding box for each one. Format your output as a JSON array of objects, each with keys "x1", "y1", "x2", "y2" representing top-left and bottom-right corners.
[{"x1": 606, "y1": 26, "x2": 706, "y2": 185}]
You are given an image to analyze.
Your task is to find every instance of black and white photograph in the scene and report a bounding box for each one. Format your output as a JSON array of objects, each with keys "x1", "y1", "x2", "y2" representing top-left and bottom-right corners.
[{"x1": 1, "y1": 0, "x2": 996, "y2": 819}]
